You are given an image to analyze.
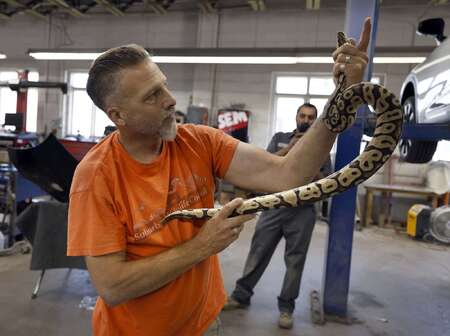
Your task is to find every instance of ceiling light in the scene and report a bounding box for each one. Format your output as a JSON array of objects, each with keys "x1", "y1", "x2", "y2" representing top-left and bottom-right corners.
[
  {"x1": 296, "y1": 57, "x2": 333, "y2": 63},
  {"x1": 29, "y1": 52, "x2": 101, "y2": 60},
  {"x1": 151, "y1": 56, "x2": 298, "y2": 64},
  {"x1": 373, "y1": 57, "x2": 426, "y2": 63},
  {"x1": 0, "y1": 54, "x2": 6, "y2": 59},
  {"x1": 28, "y1": 52, "x2": 426, "y2": 64}
]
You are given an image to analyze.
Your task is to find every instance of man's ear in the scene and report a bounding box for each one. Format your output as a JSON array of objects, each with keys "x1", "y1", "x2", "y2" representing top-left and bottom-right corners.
[{"x1": 107, "y1": 106, "x2": 126, "y2": 127}]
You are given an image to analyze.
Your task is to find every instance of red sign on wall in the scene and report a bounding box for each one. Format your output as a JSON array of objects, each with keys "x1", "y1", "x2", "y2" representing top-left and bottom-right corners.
[{"x1": 217, "y1": 109, "x2": 250, "y2": 143}]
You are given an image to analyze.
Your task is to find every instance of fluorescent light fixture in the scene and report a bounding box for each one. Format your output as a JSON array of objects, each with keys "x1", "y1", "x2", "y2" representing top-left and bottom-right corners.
[
  {"x1": 296, "y1": 57, "x2": 333, "y2": 63},
  {"x1": 0, "y1": 53, "x2": 6, "y2": 59},
  {"x1": 151, "y1": 56, "x2": 299, "y2": 64},
  {"x1": 29, "y1": 52, "x2": 101, "y2": 60},
  {"x1": 28, "y1": 52, "x2": 426, "y2": 64},
  {"x1": 294, "y1": 56, "x2": 426, "y2": 64},
  {"x1": 373, "y1": 57, "x2": 426, "y2": 64},
  {"x1": 152, "y1": 56, "x2": 426, "y2": 64}
]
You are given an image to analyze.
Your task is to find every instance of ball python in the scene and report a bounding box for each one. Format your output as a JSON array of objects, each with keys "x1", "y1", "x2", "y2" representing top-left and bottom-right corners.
[{"x1": 161, "y1": 31, "x2": 403, "y2": 224}]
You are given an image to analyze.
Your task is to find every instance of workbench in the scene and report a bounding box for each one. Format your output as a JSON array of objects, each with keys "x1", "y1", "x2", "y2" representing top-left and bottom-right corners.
[{"x1": 363, "y1": 183, "x2": 447, "y2": 228}]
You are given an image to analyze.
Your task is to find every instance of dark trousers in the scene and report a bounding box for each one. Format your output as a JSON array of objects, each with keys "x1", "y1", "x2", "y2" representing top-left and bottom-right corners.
[{"x1": 231, "y1": 205, "x2": 316, "y2": 313}]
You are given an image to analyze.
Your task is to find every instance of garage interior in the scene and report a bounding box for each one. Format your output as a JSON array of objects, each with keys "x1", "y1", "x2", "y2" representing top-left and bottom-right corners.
[{"x1": 0, "y1": 0, "x2": 449, "y2": 335}]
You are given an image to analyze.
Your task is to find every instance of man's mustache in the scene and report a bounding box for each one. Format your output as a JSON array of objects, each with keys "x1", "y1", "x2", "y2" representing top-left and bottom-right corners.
[{"x1": 163, "y1": 108, "x2": 176, "y2": 118}]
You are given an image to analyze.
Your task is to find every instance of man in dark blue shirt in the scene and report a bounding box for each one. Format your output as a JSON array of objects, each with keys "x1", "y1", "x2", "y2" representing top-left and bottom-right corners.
[{"x1": 223, "y1": 103, "x2": 332, "y2": 330}]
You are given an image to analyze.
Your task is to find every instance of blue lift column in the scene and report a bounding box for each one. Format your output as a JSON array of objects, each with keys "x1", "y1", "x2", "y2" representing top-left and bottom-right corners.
[{"x1": 321, "y1": 0, "x2": 380, "y2": 320}]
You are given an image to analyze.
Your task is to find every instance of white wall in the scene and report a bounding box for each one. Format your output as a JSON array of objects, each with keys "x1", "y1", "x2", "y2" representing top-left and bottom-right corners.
[{"x1": 0, "y1": 6, "x2": 448, "y2": 148}]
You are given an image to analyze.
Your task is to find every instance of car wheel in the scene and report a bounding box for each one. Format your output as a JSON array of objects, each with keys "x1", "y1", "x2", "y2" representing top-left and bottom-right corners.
[{"x1": 399, "y1": 96, "x2": 437, "y2": 163}]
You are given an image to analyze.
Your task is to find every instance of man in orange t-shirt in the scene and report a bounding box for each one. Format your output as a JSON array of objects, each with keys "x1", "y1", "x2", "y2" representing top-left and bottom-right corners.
[{"x1": 68, "y1": 18, "x2": 371, "y2": 336}]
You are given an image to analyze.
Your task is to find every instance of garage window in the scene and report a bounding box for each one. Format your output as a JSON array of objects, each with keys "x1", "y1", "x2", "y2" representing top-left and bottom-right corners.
[
  {"x1": 0, "y1": 71, "x2": 39, "y2": 132},
  {"x1": 272, "y1": 74, "x2": 381, "y2": 133},
  {"x1": 66, "y1": 72, "x2": 113, "y2": 138}
]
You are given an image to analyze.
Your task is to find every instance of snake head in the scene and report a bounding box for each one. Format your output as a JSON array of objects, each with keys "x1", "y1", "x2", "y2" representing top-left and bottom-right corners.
[{"x1": 337, "y1": 31, "x2": 348, "y2": 46}]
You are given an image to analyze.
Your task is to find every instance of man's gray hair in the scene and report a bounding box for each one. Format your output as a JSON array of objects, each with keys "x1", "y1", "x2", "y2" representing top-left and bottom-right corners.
[{"x1": 86, "y1": 44, "x2": 150, "y2": 111}]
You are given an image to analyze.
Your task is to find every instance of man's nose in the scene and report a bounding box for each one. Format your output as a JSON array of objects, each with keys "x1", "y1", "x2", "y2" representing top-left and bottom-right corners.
[{"x1": 162, "y1": 88, "x2": 177, "y2": 110}]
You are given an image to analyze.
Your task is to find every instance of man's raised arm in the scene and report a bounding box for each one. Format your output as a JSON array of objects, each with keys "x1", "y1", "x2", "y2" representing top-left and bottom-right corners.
[{"x1": 224, "y1": 18, "x2": 371, "y2": 193}]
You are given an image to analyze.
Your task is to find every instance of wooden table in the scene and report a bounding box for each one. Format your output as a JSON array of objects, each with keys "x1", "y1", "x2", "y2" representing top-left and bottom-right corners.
[{"x1": 363, "y1": 183, "x2": 445, "y2": 228}]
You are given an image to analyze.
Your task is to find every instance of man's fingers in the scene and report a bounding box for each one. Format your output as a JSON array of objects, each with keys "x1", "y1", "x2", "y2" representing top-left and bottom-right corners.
[
  {"x1": 332, "y1": 45, "x2": 368, "y2": 62},
  {"x1": 216, "y1": 198, "x2": 244, "y2": 220},
  {"x1": 336, "y1": 54, "x2": 368, "y2": 66},
  {"x1": 333, "y1": 62, "x2": 346, "y2": 78},
  {"x1": 229, "y1": 214, "x2": 256, "y2": 236},
  {"x1": 357, "y1": 17, "x2": 372, "y2": 52},
  {"x1": 230, "y1": 214, "x2": 256, "y2": 227},
  {"x1": 332, "y1": 63, "x2": 365, "y2": 80}
]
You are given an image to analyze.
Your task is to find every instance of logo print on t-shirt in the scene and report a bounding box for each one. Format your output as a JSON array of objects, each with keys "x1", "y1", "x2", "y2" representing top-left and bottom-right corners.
[{"x1": 132, "y1": 174, "x2": 209, "y2": 241}]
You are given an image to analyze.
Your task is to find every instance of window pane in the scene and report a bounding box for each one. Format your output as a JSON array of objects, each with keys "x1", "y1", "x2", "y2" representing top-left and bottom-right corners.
[
  {"x1": 274, "y1": 97, "x2": 304, "y2": 133},
  {"x1": 0, "y1": 71, "x2": 18, "y2": 126},
  {"x1": 0, "y1": 88, "x2": 17, "y2": 125},
  {"x1": 0, "y1": 71, "x2": 39, "y2": 131},
  {"x1": 309, "y1": 98, "x2": 328, "y2": 118},
  {"x1": 94, "y1": 107, "x2": 114, "y2": 137},
  {"x1": 276, "y1": 77, "x2": 307, "y2": 95},
  {"x1": 309, "y1": 77, "x2": 335, "y2": 95},
  {"x1": 0, "y1": 72, "x2": 17, "y2": 81},
  {"x1": 26, "y1": 89, "x2": 38, "y2": 132},
  {"x1": 27, "y1": 71, "x2": 39, "y2": 132},
  {"x1": 70, "y1": 90, "x2": 93, "y2": 137},
  {"x1": 28, "y1": 71, "x2": 39, "y2": 82},
  {"x1": 70, "y1": 73, "x2": 89, "y2": 89}
]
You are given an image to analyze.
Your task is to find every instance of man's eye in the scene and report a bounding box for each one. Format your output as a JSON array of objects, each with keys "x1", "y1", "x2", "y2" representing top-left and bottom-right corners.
[
  {"x1": 153, "y1": 89, "x2": 163, "y2": 97},
  {"x1": 145, "y1": 94, "x2": 156, "y2": 103},
  {"x1": 146, "y1": 90, "x2": 160, "y2": 100}
]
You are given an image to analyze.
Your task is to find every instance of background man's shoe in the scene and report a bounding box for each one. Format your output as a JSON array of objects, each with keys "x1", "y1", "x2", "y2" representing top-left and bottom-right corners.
[
  {"x1": 222, "y1": 296, "x2": 249, "y2": 311},
  {"x1": 278, "y1": 312, "x2": 293, "y2": 329}
]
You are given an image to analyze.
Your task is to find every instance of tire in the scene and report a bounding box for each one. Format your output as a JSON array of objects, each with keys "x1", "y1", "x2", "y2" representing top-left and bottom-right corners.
[{"x1": 399, "y1": 96, "x2": 437, "y2": 163}]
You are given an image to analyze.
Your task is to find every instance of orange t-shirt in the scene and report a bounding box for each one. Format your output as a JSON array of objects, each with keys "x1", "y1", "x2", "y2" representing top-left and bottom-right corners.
[{"x1": 67, "y1": 124, "x2": 239, "y2": 336}]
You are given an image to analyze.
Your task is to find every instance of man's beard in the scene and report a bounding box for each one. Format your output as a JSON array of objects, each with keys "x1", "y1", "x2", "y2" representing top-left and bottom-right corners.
[
  {"x1": 159, "y1": 115, "x2": 177, "y2": 141},
  {"x1": 133, "y1": 111, "x2": 177, "y2": 140},
  {"x1": 297, "y1": 122, "x2": 311, "y2": 133}
]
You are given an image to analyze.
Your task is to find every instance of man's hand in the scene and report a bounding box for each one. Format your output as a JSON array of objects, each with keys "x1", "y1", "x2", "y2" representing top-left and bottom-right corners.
[
  {"x1": 332, "y1": 17, "x2": 371, "y2": 87},
  {"x1": 194, "y1": 198, "x2": 255, "y2": 255},
  {"x1": 85, "y1": 199, "x2": 254, "y2": 307}
]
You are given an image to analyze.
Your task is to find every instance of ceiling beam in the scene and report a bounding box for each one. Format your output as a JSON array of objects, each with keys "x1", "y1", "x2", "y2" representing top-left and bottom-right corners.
[
  {"x1": 1, "y1": 0, "x2": 47, "y2": 19},
  {"x1": 145, "y1": 0, "x2": 167, "y2": 15},
  {"x1": 47, "y1": 0, "x2": 85, "y2": 17},
  {"x1": 248, "y1": 0, "x2": 266, "y2": 11},
  {"x1": 198, "y1": 0, "x2": 217, "y2": 14},
  {"x1": 94, "y1": 0, "x2": 124, "y2": 16},
  {"x1": 23, "y1": 8, "x2": 48, "y2": 19},
  {"x1": 306, "y1": 0, "x2": 320, "y2": 10}
]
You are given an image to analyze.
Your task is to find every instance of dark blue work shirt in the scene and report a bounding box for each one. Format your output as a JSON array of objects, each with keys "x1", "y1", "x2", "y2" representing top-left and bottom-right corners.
[{"x1": 267, "y1": 130, "x2": 333, "y2": 177}]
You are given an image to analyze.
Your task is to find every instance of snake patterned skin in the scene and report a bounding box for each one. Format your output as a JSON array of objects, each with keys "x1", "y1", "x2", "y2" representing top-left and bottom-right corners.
[{"x1": 161, "y1": 31, "x2": 403, "y2": 225}]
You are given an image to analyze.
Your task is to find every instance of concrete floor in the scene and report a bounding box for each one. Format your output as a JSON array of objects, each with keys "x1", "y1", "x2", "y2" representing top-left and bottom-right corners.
[{"x1": 0, "y1": 220, "x2": 449, "y2": 336}]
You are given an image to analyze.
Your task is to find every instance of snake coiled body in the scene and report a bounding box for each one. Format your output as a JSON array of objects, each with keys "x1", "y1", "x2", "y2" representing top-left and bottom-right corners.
[{"x1": 162, "y1": 32, "x2": 403, "y2": 224}]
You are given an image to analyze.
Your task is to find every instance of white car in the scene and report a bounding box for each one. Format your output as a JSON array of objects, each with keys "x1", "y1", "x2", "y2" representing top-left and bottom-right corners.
[{"x1": 399, "y1": 18, "x2": 450, "y2": 163}]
